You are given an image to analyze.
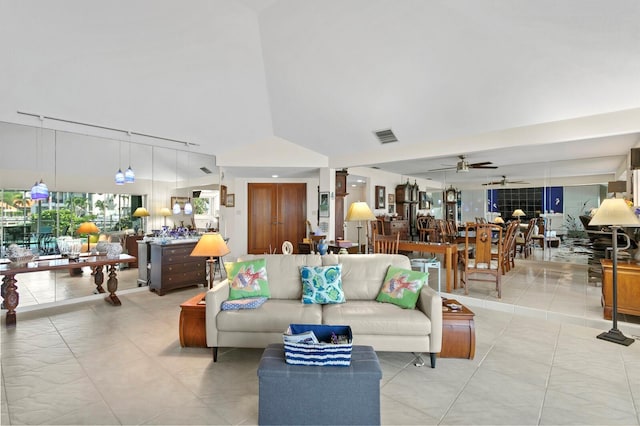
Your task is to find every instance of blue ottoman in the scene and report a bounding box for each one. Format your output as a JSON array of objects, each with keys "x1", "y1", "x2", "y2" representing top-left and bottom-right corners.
[{"x1": 257, "y1": 343, "x2": 382, "y2": 425}]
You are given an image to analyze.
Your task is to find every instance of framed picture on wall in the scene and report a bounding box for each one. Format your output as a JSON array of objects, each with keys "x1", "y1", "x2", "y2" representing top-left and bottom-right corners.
[
  {"x1": 220, "y1": 185, "x2": 227, "y2": 206},
  {"x1": 419, "y1": 191, "x2": 428, "y2": 209},
  {"x1": 226, "y1": 194, "x2": 235, "y2": 207},
  {"x1": 388, "y1": 193, "x2": 395, "y2": 205},
  {"x1": 319, "y1": 192, "x2": 330, "y2": 217},
  {"x1": 375, "y1": 186, "x2": 386, "y2": 209}
]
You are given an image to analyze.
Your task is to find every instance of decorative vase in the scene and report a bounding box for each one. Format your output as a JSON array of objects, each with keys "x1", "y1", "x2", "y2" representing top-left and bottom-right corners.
[
  {"x1": 317, "y1": 239, "x2": 328, "y2": 255},
  {"x1": 106, "y1": 243, "x2": 123, "y2": 259}
]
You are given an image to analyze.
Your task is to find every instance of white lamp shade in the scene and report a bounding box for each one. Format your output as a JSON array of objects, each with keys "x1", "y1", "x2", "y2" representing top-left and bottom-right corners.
[
  {"x1": 589, "y1": 198, "x2": 640, "y2": 227},
  {"x1": 159, "y1": 207, "x2": 172, "y2": 217},
  {"x1": 184, "y1": 201, "x2": 193, "y2": 215},
  {"x1": 172, "y1": 202, "x2": 181, "y2": 215},
  {"x1": 132, "y1": 207, "x2": 150, "y2": 217},
  {"x1": 345, "y1": 202, "x2": 376, "y2": 221},
  {"x1": 512, "y1": 209, "x2": 525, "y2": 218}
]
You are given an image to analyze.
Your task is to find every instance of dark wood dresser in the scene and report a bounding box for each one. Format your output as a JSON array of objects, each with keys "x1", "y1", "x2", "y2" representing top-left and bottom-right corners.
[
  {"x1": 150, "y1": 241, "x2": 206, "y2": 295},
  {"x1": 379, "y1": 218, "x2": 409, "y2": 240}
]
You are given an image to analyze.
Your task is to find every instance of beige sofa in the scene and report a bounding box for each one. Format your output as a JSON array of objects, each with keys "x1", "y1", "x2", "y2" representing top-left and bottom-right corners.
[{"x1": 205, "y1": 253, "x2": 443, "y2": 367}]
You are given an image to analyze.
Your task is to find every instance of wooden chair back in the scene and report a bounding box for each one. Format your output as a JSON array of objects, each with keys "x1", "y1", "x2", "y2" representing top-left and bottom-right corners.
[
  {"x1": 461, "y1": 223, "x2": 503, "y2": 298},
  {"x1": 374, "y1": 233, "x2": 400, "y2": 254}
]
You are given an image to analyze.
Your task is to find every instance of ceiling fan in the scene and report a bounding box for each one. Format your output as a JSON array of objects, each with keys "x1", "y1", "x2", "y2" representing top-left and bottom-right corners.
[
  {"x1": 482, "y1": 175, "x2": 529, "y2": 186},
  {"x1": 429, "y1": 155, "x2": 498, "y2": 173}
]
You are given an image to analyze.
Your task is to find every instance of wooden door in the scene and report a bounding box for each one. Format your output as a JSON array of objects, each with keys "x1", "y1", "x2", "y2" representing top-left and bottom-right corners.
[{"x1": 248, "y1": 183, "x2": 307, "y2": 254}]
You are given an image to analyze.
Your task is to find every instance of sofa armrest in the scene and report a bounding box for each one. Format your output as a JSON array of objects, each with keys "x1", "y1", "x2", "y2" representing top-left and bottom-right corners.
[
  {"x1": 415, "y1": 285, "x2": 442, "y2": 353},
  {"x1": 205, "y1": 279, "x2": 230, "y2": 348}
]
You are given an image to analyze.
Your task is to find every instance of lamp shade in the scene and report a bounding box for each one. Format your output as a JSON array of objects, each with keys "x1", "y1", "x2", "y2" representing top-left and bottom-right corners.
[
  {"x1": 132, "y1": 207, "x2": 150, "y2": 217},
  {"x1": 76, "y1": 222, "x2": 99, "y2": 235},
  {"x1": 184, "y1": 201, "x2": 193, "y2": 215},
  {"x1": 159, "y1": 207, "x2": 172, "y2": 217},
  {"x1": 512, "y1": 209, "x2": 525, "y2": 218},
  {"x1": 124, "y1": 166, "x2": 135, "y2": 183},
  {"x1": 589, "y1": 198, "x2": 640, "y2": 227},
  {"x1": 190, "y1": 233, "x2": 230, "y2": 258},
  {"x1": 345, "y1": 202, "x2": 376, "y2": 221},
  {"x1": 115, "y1": 169, "x2": 125, "y2": 185},
  {"x1": 494, "y1": 216, "x2": 505, "y2": 224},
  {"x1": 30, "y1": 180, "x2": 49, "y2": 200}
]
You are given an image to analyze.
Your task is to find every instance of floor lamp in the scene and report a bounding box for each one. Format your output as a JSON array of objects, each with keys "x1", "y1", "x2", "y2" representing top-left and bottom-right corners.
[
  {"x1": 190, "y1": 233, "x2": 230, "y2": 289},
  {"x1": 589, "y1": 198, "x2": 640, "y2": 346},
  {"x1": 346, "y1": 201, "x2": 376, "y2": 254}
]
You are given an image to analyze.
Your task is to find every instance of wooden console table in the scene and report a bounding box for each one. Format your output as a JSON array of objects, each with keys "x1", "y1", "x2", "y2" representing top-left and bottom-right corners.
[
  {"x1": 396, "y1": 240, "x2": 458, "y2": 292},
  {"x1": 0, "y1": 254, "x2": 136, "y2": 327},
  {"x1": 179, "y1": 292, "x2": 207, "y2": 347},
  {"x1": 601, "y1": 259, "x2": 640, "y2": 320},
  {"x1": 440, "y1": 299, "x2": 475, "y2": 359}
]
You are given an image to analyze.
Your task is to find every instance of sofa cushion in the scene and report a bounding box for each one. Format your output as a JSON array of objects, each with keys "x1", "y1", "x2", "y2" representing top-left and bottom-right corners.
[
  {"x1": 300, "y1": 264, "x2": 345, "y2": 304},
  {"x1": 322, "y1": 254, "x2": 412, "y2": 300},
  {"x1": 238, "y1": 254, "x2": 323, "y2": 299},
  {"x1": 322, "y1": 301, "x2": 431, "y2": 337},
  {"x1": 376, "y1": 266, "x2": 427, "y2": 309},
  {"x1": 217, "y1": 299, "x2": 322, "y2": 333},
  {"x1": 225, "y1": 258, "x2": 271, "y2": 300}
]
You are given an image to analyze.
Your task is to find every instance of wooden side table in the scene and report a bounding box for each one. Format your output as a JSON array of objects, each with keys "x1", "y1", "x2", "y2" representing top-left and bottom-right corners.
[
  {"x1": 179, "y1": 292, "x2": 207, "y2": 347},
  {"x1": 440, "y1": 299, "x2": 475, "y2": 359}
]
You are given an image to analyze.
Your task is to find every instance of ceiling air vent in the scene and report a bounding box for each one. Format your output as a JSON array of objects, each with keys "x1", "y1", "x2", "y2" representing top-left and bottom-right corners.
[
  {"x1": 200, "y1": 166, "x2": 212, "y2": 174},
  {"x1": 373, "y1": 128, "x2": 398, "y2": 144}
]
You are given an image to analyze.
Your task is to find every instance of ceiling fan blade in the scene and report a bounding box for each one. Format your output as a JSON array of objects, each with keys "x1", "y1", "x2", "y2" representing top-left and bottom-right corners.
[
  {"x1": 471, "y1": 165, "x2": 498, "y2": 169},
  {"x1": 482, "y1": 181, "x2": 502, "y2": 186},
  {"x1": 468, "y1": 161, "x2": 493, "y2": 167},
  {"x1": 428, "y1": 166, "x2": 456, "y2": 172}
]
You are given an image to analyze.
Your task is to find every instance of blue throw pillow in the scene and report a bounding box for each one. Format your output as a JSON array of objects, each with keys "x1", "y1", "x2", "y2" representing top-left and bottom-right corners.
[
  {"x1": 300, "y1": 264, "x2": 345, "y2": 304},
  {"x1": 221, "y1": 297, "x2": 268, "y2": 310}
]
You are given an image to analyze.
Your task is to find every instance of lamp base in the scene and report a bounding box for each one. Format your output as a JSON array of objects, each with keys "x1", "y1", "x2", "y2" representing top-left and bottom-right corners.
[{"x1": 597, "y1": 328, "x2": 635, "y2": 346}]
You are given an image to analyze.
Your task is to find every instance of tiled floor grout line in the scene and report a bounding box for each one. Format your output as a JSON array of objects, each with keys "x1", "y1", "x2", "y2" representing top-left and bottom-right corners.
[{"x1": 537, "y1": 320, "x2": 563, "y2": 425}]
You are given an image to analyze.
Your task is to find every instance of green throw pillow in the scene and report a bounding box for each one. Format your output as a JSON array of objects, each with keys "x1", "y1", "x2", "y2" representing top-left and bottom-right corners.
[
  {"x1": 376, "y1": 265, "x2": 427, "y2": 309},
  {"x1": 300, "y1": 264, "x2": 345, "y2": 304},
  {"x1": 225, "y1": 258, "x2": 270, "y2": 300}
]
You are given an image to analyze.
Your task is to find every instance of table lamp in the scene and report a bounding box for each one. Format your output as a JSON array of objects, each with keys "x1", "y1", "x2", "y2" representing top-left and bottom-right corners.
[
  {"x1": 512, "y1": 209, "x2": 525, "y2": 221},
  {"x1": 76, "y1": 222, "x2": 100, "y2": 253},
  {"x1": 589, "y1": 198, "x2": 640, "y2": 346},
  {"x1": 190, "y1": 233, "x2": 231, "y2": 289},
  {"x1": 345, "y1": 201, "x2": 376, "y2": 254},
  {"x1": 133, "y1": 207, "x2": 150, "y2": 234},
  {"x1": 159, "y1": 207, "x2": 172, "y2": 226},
  {"x1": 494, "y1": 216, "x2": 504, "y2": 224}
]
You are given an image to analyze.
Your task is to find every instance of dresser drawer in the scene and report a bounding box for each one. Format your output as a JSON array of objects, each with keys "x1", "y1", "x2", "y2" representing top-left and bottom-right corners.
[
  {"x1": 161, "y1": 246, "x2": 194, "y2": 263},
  {"x1": 162, "y1": 260, "x2": 205, "y2": 275},
  {"x1": 164, "y1": 269, "x2": 206, "y2": 286}
]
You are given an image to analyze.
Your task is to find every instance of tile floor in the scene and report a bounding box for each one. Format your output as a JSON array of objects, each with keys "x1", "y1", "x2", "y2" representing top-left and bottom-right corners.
[{"x1": 2, "y1": 250, "x2": 640, "y2": 425}]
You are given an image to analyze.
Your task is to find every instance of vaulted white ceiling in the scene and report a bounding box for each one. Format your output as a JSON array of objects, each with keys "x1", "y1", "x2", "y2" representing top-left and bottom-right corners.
[{"x1": 2, "y1": 0, "x2": 639, "y2": 187}]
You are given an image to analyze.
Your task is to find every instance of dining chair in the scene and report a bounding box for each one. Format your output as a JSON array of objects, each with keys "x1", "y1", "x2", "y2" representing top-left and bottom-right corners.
[
  {"x1": 374, "y1": 233, "x2": 400, "y2": 254},
  {"x1": 493, "y1": 221, "x2": 518, "y2": 274},
  {"x1": 515, "y1": 218, "x2": 537, "y2": 258},
  {"x1": 460, "y1": 222, "x2": 503, "y2": 298}
]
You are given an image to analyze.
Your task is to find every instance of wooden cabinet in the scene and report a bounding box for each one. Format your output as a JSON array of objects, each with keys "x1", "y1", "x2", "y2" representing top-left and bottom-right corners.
[
  {"x1": 248, "y1": 183, "x2": 307, "y2": 254},
  {"x1": 179, "y1": 292, "x2": 207, "y2": 347},
  {"x1": 150, "y1": 241, "x2": 206, "y2": 295},
  {"x1": 601, "y1": 259, "x2": 640, "y2": 319},
  {"x1": 124, "y1": 235, "x2": 143, "y2": 268},
  {"x1": 440, "y1": 299, "x2": 475, "y2": 359},
  {"x1": 379, "y1": 218, "x2": 409, "y2": 240}
]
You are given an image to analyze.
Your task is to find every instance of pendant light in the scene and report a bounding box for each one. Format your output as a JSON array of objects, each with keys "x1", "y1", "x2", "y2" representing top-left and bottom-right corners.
[
  {"x1": 184, "y1": 198, "x2": 193, "y2": 215},
  {"x1": 124, "y1": 131, "x2": 135, "y2": 183},
  {"x1": 115, "y1": 141, "x2": 124, "y2": 185},
  {"x1": 31, "y1": 117, "x2": 49, "y2": 200}
]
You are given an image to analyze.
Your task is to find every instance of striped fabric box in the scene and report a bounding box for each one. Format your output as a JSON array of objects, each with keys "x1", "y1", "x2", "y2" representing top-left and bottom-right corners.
[{"x1": 283, "y1": 324, "x2": 353, "y2": 366}]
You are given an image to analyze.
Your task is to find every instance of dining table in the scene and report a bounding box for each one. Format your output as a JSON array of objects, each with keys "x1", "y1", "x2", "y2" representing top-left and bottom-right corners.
[
  {"x1": 0, "y1": 253, "x2": 136, "y2": 327},
  {"x1": 396, "y1": 240, "x2": 458, "y2": 292}
]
